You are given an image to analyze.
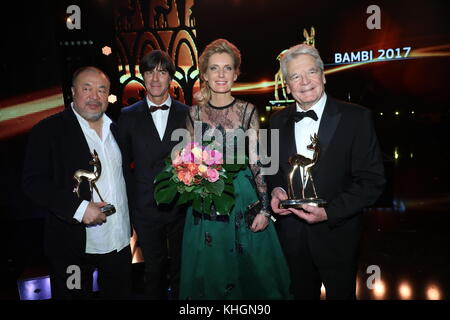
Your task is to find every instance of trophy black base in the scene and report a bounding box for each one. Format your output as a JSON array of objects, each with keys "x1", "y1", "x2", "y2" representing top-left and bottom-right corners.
[
  {"x1": 101, "y1": 204, "x2": 116, "y2": 216},
  {"x1": 280, "y1": 198, "x2": 328, "y2": 209}
]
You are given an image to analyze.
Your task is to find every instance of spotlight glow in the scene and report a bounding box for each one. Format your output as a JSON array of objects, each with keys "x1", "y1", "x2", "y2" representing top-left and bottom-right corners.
[
  {"x1": 320, "y1": 283, "x2": 326, "y2": 300},
  {"x1": 373, "y1": 280, "x2": 386, "y2": 299},
  {"x1": 102, "y1": 46, "x2": 112, "y2": 56},
  {"x1": 399, "y1": 282, "x2": 412, "y2": 300},
  {"x1": 108, "y1": 94, "x2": 117, "y2": 104},
  {"x1": 426, "y1": 285, "x2": 441, "y2": 300}
]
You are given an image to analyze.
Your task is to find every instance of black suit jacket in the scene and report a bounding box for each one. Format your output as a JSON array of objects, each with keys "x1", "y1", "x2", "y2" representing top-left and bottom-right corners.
[
  {"x1": 267, "y1": 96, "x2": 385, "y2": 266},
  {"x1": 118, "y1": 99, "x2": 189, "y2": 223},
  {"x1": 22, "y1": 107, "x2": 121, "y2": 259}
]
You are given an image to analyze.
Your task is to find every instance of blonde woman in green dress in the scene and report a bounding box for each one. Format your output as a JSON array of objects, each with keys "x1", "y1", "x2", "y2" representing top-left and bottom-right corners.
[{"x1": 179, "y1": 39, "x2": 291, "y2": 300}]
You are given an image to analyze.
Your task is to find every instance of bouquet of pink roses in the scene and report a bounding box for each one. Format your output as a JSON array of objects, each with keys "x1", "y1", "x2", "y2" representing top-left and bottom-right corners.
[{"x1": 154, "y1": 142, "x2": 246, "y2": 215}]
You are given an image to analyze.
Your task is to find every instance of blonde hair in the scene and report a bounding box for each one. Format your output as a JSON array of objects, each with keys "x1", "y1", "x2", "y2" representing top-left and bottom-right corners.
[{"x1": 196, "y1": 39, "x2": 241, "y2": 106}]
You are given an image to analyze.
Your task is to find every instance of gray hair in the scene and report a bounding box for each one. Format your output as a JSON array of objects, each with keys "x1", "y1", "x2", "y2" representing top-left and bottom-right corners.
[{"x1": 280, "y1": 44, "x2": 324, "y2": 81}]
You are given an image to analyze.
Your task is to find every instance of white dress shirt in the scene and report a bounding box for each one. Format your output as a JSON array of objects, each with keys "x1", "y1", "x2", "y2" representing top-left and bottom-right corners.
[
  {"x1": 294, "y1": 93, "x2": 327, "y2": 188},
  {"x1": 72, "y1": 104, "x2": 131, "y2": 254},
  {"x1": 147, "y1": 96, "x2": 172, "y2": 140}
]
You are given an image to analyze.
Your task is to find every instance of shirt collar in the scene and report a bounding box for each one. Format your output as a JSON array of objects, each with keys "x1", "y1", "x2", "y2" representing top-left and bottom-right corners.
[
  {"x1": 71, "y1": 102, "x2": 112, "y2": 131},
  {"x1": 146, "y1": 95, "x2": 172, "y2": 108},
  {"x1": 296, "y1": 92, "x2": 327, "y2": 120}
]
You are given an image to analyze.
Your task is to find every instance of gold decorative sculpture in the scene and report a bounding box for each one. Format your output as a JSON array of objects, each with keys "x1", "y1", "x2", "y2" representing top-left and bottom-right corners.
[
  {"x1": 271, "y1": 26, "x2": 316, "y2": 107},
  {"x1": 274, "y1": 49, "x2": 288, "y2": 101},
  {"x1": 303, "y1": 26, "x2": 315, "y2": 47}
]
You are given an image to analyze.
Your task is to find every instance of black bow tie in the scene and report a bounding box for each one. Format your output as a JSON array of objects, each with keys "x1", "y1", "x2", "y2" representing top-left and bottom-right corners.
[
  {"x1": 149, "y1": 104, "x2": 170, "y2": 112},
  {"x1": 292, "y1": 110, "x2": 318, "y2": 122}
]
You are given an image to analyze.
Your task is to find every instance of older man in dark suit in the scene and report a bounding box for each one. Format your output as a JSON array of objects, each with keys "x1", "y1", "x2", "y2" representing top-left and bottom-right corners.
[{"x1": 268, "y1": 44, "x2": 385, "y2": 300}]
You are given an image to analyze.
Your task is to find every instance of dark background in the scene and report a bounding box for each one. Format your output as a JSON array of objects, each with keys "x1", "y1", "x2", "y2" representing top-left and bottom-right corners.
[{"x1": 1, "y1": 0, "x2": 449, "y2": 300}]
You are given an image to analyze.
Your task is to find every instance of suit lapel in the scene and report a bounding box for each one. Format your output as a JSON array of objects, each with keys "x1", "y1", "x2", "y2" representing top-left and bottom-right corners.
[
  {"x1": 316, "y1": 97, "x2": 341, "y2": 170},
  {"x1": 110, "y1": 122, "x2": 119, "y2": 142},
  {"x1": 162, "y1": 101, "x2": 185, "y2": 144},
  {"x1": 136, "y1": 100, "x2": 162, "y2": 146},
  {"x1": 279, "y1": 104, "x2": 297, "y2": 169},
  {"x1": 275, "y1": 104, "x2": 304, "y2": 194},
  {"x1": 62, "y1": 107, "x2": 93, "y2": 199},
  {"x1": 63, "y1": 108, "x2": 91, "y2": 161},
  {"x1": 279, "y1": 104, "x2": 297, "y2": 178}
]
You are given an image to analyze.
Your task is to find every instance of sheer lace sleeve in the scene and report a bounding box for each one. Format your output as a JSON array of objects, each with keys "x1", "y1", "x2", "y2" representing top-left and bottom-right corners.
[
  {"x1": 186, "y1": 107, "x2": 195, "y2": 138},
  {"x1": 246, "y1": 103, "x2": 270, "y2": 212},
  {"x1": 186, "y1": 105, "x2": 202, "y2": 142}
]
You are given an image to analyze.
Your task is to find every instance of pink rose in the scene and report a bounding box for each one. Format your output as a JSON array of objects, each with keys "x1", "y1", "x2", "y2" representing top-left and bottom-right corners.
[
  {"x1": 177, "y1": 169, "x2": 193, "y2": 186},
  {"x1": 190, "y1": 141, "x2": 200, "y2": 149},
  {"x1": 206, "y1": 168, "x2": 219, "y2": 183},
  {"x1": 181, "y1": 151, "x2": 194, "y2": 164},
  {"x1": 211, "y1": 150, "x2": 223, "y2": 165},
  {"x1": 172, "y1": 153, "x2": 183, "y2": 167},
  {"x1": 186, "y1": 163, "x2": 199, "y2": 176},
  {"x1": 203, "y1": 149, "x2": 223, "y2": 166}
]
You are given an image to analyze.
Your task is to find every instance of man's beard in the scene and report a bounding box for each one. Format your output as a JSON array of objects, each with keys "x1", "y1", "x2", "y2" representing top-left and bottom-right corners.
[
  {"x1": 81, "y1": 110, "x2": 104, "y2": 122},
  {"x1": 75, "y1": 101, "x2": 105, "y2": 122}
]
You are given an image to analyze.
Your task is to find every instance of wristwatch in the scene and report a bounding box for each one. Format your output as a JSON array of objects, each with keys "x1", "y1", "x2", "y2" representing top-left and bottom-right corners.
[{"x1": 259, "y1": 209, "x2": 272, "y2": 218}]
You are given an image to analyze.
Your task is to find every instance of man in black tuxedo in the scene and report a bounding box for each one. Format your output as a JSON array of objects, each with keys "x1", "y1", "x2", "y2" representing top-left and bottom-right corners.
[
  {"x1": 22, "y1": 66, "x2": 132, "y2": 299},
  {"x1": 268, "y1": 44, "x2": 385, "y2": 300},
  {"x1": 118, "y1": 50, "x2": 188, "y2": 299}
]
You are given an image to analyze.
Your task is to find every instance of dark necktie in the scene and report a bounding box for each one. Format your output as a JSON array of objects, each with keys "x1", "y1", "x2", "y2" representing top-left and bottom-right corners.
[
  {"x1": 149, "y1": 104, "x2": 170, "y2": 112},
  {"x1": 292, "y1": 109, "x2": 318, "y2": 122}
]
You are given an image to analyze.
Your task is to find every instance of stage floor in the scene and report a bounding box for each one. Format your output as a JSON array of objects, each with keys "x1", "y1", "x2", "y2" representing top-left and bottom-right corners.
[{"x1": 1, "y1": 203, "x2": 449, "y2": 300}]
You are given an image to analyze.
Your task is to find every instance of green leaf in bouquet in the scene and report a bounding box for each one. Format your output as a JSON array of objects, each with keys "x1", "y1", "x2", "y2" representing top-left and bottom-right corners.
[
  {"x1": 205, "y1": 179, "x2": 224, "y2": 196},
  {"x1": 224, "y1": 183, "x2": 234, "y2": 195},
  {"x1": 154, "y1": 181, "x2": 177, "y2": 205},
  {"x1": 154, "y1": 177, "x2": 171, "y2": 194},
  {"x1": 164, "y1": 157, "x2": 173, "y2": 166},
  {"x1": 184, "y1": 185, "x2": 196, "y2": 192},
  {"x1": 154, "y1": 170, "x2": 173, "y2": 185},
  {"x1": 212, "y1": 193, "x2": 234, "y2": 215},
  {"x1": 202, "y1": 196, "x2": 212, "y2": 214},
  {"x1": 193, "y1": 187, "x2": 204, "y2": 194},
  {"x1": 222, "y1": 172, "x2": 236, "y2": 184},
  {"x1": 223, "y1": 162, "x2": 247, "y2": 173},
  {"x1": 177, "y1": 191, "x2": 195, "y2": 205}
]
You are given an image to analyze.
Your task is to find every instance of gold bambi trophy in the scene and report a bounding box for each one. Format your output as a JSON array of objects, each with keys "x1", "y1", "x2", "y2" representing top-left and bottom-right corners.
[
  {"x1": 280, "y1": 133, "x2": 327, "y2": 208},
  {"x1": 73, "y1": 150, "x2": 116, "y2": 216}
]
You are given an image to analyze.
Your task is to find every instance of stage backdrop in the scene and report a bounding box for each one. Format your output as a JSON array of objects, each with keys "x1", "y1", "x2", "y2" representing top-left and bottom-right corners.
[{"x1": 0, "y1": 0, "x2": 449, "y2": 297}]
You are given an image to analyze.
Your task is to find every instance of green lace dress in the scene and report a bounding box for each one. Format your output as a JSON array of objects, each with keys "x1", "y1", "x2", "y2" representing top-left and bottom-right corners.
[{"x1": 179, "y1": 99, "x2": 291, "y2": 300}]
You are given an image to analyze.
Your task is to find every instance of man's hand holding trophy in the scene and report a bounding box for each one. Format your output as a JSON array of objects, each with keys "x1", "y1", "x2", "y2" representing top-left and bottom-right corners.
[
  {"x1": 271, "y1": 134, "x2": 328, "y2": 224},
  {"x1": 73, "y1": 150, "x2": 116, "y2": 225}
]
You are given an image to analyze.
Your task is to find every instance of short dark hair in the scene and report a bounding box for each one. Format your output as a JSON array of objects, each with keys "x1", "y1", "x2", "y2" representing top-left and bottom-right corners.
[
  {"x1": 139, "y1": 50, "x2": 175, "y2": 78},
  {"x1": 72, "y1": 66, "x2": 110, "y2": 87}
]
